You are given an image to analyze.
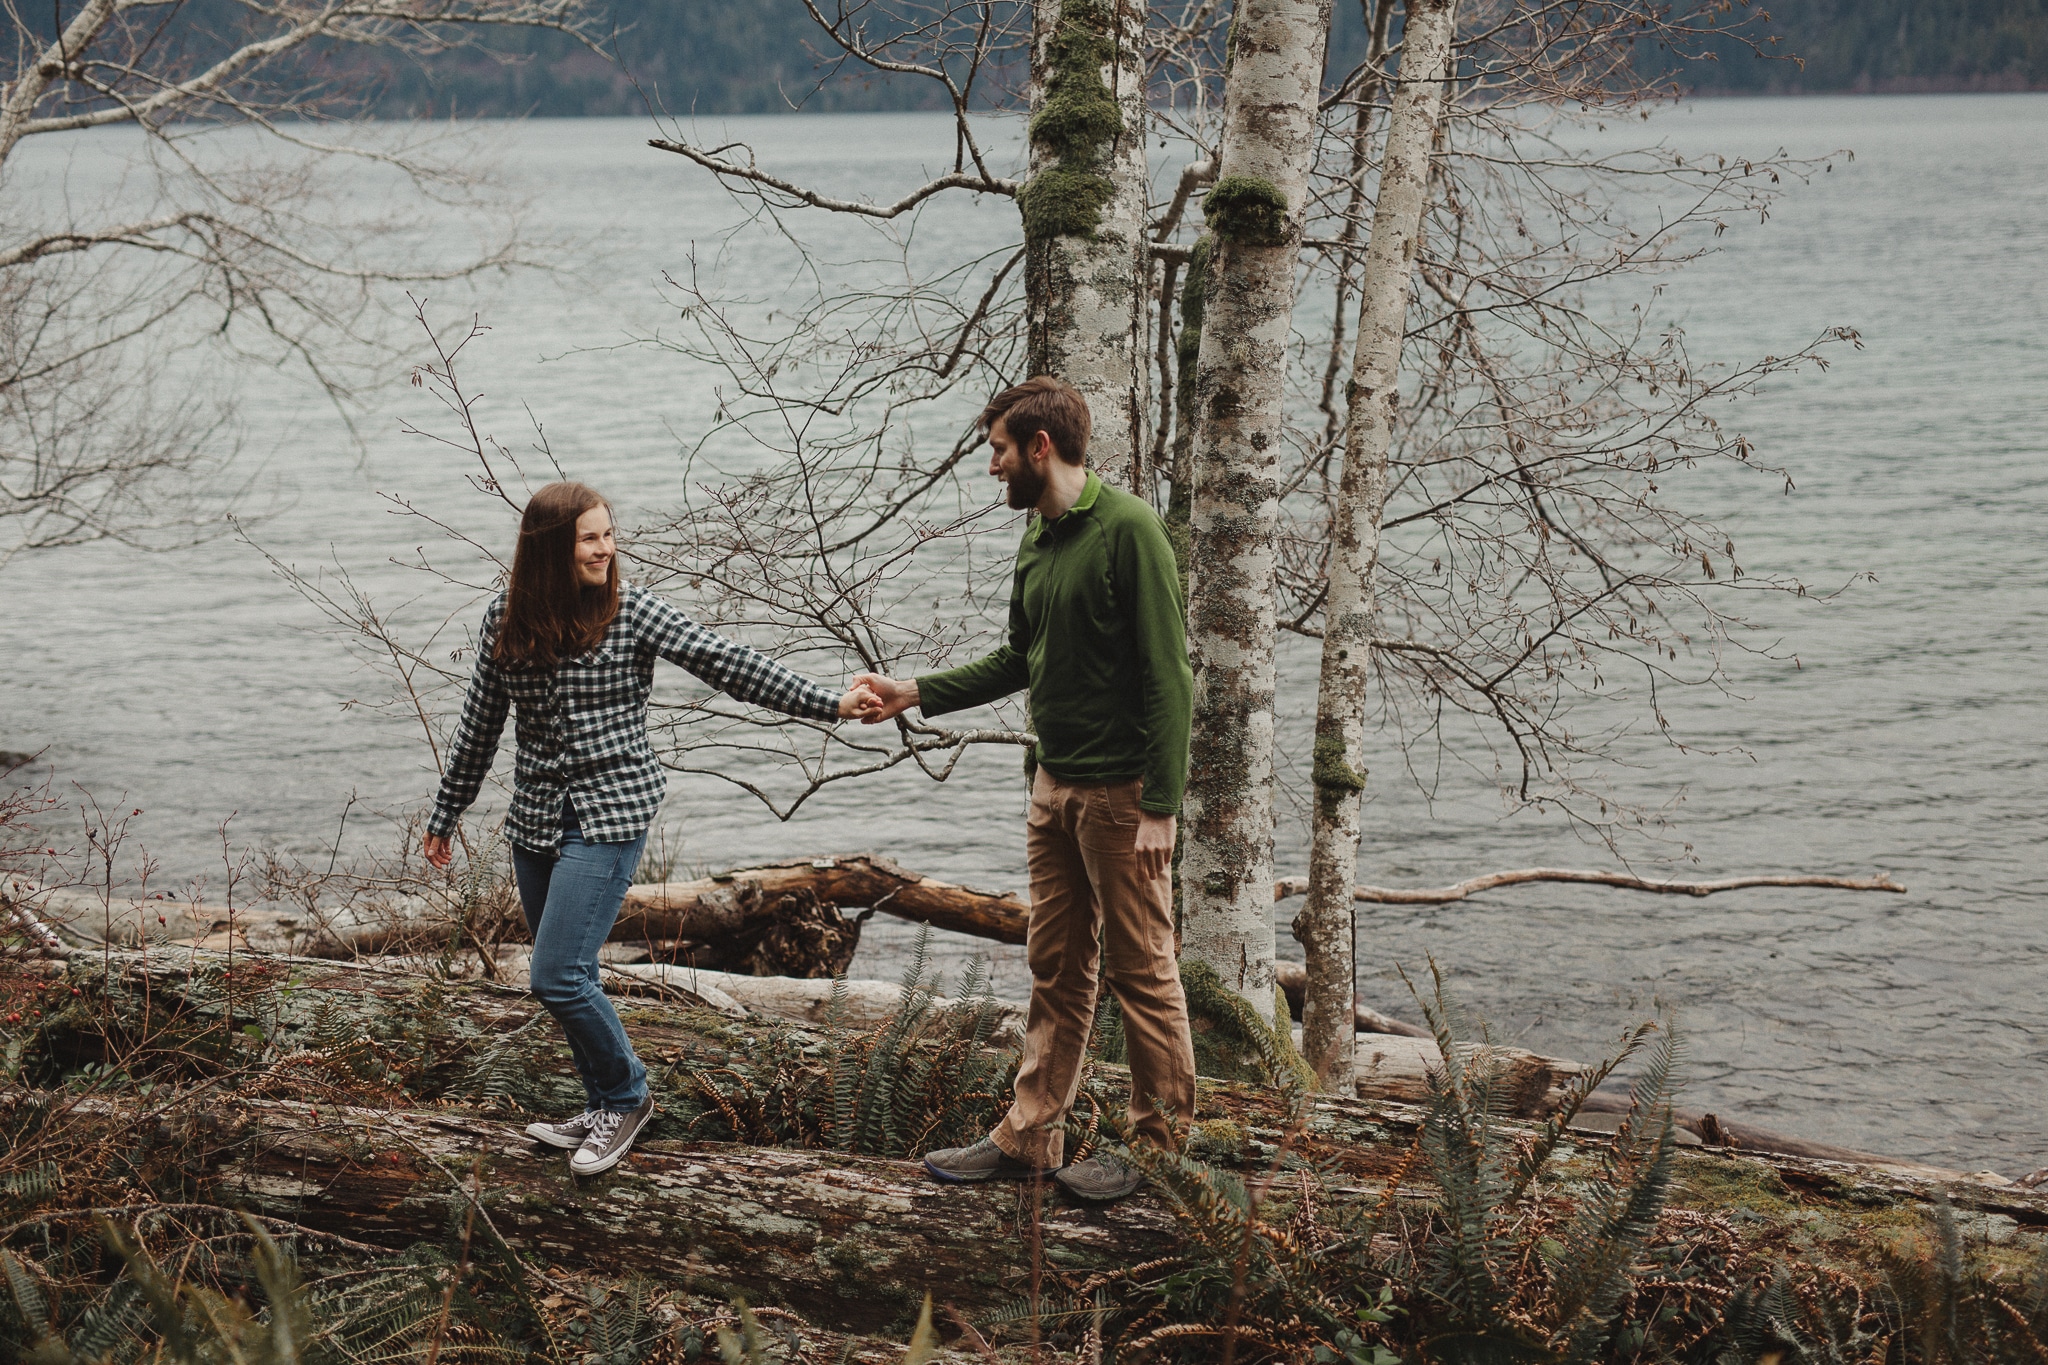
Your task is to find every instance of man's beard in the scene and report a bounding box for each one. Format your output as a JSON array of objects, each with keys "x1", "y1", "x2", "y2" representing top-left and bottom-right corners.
[{"x1": 1004, "y1": 459, "x2": 1046, "y2": 510}]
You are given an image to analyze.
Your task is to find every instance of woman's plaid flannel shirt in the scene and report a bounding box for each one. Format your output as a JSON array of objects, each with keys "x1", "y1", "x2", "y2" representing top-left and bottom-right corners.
[{"x1": 428, "y1": 585, "x2": 841, "y2": 854}]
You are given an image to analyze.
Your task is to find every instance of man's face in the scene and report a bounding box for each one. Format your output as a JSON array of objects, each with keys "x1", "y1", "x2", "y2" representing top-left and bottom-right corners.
[{"x1": 987, "y1": 415, "x2": 1047, "y2": 511}]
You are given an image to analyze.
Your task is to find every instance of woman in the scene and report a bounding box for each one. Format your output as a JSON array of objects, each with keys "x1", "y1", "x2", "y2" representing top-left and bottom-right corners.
[{"x1": 423, "y1": 481, "x2": 874, "y2": 1175}]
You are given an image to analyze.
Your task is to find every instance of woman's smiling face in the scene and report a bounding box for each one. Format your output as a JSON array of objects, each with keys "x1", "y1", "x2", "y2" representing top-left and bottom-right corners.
[{"x1": 573, "y1": 504, "x2": 615, "y2": 588}]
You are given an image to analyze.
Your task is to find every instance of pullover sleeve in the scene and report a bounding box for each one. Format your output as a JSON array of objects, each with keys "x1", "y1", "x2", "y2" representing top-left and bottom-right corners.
[
  {"x1": 915, "y1": 554, "x2": 1031, "y2": 717},
  {"x1": 429, "y1": 598, "x2": 513, "y2": 838},
  {"x1": 1115, "y1": 512, "x2": 1194, "y2": 813},
  {"x1": 642, "y1": 593, "x2": 843, "y2": 721}
]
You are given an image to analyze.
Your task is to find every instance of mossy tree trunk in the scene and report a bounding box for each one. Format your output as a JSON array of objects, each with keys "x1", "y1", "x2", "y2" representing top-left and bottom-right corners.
[
  {"x1": 1020, "y1": 0, "x2": 1150, "y2": 491},
  {"x1": 1297, "y1": 0, "x2": 1462, "y2": 1084},
  {"x1": 1178, "y1": 0, "x2": 1336, "y2": 1024}
]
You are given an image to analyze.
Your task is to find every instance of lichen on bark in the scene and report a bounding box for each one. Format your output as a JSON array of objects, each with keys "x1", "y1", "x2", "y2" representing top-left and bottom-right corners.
[
  {"x1": 1202, "y1": 174, "x2": 1292, "y2": 246},
  {"x1": 1017, "y1": 0, "x2": 1119, "y2": 242}
]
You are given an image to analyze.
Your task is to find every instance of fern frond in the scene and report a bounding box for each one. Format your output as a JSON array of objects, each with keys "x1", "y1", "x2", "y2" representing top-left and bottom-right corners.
[{"x1": 1, "y1": 1249, "x2": 54, "y2": 1341}]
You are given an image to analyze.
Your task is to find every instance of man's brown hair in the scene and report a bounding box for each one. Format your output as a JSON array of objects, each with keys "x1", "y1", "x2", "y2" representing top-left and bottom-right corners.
[
  {"x1": 981, "y1": 375, "x2": 1090, "y2": 466},
  {"x1": 495, "y1": 481, "x2": 619, "y2": 670}
]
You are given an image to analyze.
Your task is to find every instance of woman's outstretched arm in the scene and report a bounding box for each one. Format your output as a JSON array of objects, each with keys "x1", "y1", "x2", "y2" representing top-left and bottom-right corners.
[
  {"x1": 640, "y1": 594, "x2": 870, "y2": 720},
  {"x1": 424, "y1": 603, "x2": 511, "y2": 867}
]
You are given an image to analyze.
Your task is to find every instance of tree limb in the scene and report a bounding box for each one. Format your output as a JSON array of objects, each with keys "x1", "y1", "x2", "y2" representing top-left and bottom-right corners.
[
  {"x1": 1273, "y1": 867, "x2": 1906, "y2": 905},
  {"x1": 646, "y1": 140, "x2": 1017, "y2": 217}
]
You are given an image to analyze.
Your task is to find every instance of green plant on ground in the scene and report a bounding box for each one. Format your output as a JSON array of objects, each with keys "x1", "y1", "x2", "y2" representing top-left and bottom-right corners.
[
  {"x1": 1396, "y1": 962, "x2": 1683, "y2": 1365},
  {"x1": 684, "y1": 926, "x2": 1018, "y2": 1158},
  {"x1": 1709, "y1": 1199, "x2": 2048, "y2": 1365},
  {"x1": 1092, "y1": 957, "x2": 1315, "y2": 1090},
  {"x1": 1005, "y1": 967, "x2": 1693, "y2": 1364}
]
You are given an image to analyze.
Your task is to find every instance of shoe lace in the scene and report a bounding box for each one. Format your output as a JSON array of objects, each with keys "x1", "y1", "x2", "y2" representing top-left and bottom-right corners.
[
  {"x1": 584, "y1": 1110, "x2": 625, "y2": 1147},
  {"x1": 1090, "y1": 1148, "x2": 1135, "y2": 1177}
]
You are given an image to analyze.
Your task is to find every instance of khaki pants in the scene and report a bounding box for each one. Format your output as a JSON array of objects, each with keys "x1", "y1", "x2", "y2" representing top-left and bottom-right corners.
[{"x1": 991, "y1": 768, "x2": 1198, "y2": 1168}]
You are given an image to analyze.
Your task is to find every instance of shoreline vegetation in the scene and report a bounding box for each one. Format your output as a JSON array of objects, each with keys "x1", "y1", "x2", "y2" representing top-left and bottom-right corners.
[
  {"x1": 8, "y1": 851, "x2": 1932, "y2": 1170},
  {"x1": 4, "y1": 911, "x2": 2045, "y2": 1362}
]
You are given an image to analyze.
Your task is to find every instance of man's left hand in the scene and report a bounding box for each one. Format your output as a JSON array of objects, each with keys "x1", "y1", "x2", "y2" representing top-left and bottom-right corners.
[{"x1": 1134, "y1": 810, "x2": 1177, "y2": 882}]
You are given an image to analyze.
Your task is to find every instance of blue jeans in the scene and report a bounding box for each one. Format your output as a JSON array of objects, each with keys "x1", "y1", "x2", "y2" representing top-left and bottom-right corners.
[{"x1": 511, "y1": 818, "x2": 649, "y2": 1113}]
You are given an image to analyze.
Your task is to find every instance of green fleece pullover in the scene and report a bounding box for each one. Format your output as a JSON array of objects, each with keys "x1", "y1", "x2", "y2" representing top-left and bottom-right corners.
[{"x1": 917, "y1": 472, "x2": 1193, "y2": 813}]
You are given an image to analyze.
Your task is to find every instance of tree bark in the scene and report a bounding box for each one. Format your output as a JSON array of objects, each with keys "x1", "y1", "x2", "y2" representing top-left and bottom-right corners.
[
  {"x1": 1024, "y1": 0, "x2": 1150, "y2": 492},
  {"x1": 1297, "y1": 0, "x2": 1460, "y2": 1084},
  {"x1": 1179, "y1": 0, "x2": 1336, "y2": 1023}
]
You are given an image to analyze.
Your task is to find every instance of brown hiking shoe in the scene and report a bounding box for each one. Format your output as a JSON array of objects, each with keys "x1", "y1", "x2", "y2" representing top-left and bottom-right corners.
[
  {"x1": 923, "y1": 1137, "x2": 1060, "y2": 1184},
  {"x1": 1054, "y1": 1147, "x2": 1145, "y2": 1201}
]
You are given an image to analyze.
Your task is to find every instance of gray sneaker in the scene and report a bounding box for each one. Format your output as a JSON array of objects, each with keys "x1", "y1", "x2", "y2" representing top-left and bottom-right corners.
[
  {"x1": 524, "y1": 1109, "x2": 599, "y2": 1150},
  {"x1": 1055, "y1": 1147, "x2": 1144, "y2": 1201},
  {"x1": 569, "y1": 1095, "x2": 655, "y2": 1176},
  {"x1": 922, "y1": 1137, "x2": 1060, "y2": 1184}
]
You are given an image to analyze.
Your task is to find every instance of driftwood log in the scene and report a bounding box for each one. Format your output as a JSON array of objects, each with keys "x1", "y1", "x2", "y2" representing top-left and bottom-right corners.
[{"x1": 21, "y1": 853, "x2": 1902, "y2": 965}]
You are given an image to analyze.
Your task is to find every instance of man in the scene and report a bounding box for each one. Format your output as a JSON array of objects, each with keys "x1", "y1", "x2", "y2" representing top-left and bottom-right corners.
[{"x1": 855, "y1": 376, "x2": 1196, "y2": 1202}]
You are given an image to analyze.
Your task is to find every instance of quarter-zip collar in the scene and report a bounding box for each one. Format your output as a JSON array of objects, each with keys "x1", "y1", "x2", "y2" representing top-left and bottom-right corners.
[{"x1": 1032, "y1": 469, "x2": 1102, "y2": 544}]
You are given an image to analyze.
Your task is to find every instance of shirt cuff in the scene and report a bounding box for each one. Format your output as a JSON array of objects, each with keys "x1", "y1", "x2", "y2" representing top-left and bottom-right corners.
[
  {"x1": 426, "y1": 803, "x2": 462, "y2": 839},
  {"x1": 805, "y1": 682, "x2": 844, "y2": 721}
]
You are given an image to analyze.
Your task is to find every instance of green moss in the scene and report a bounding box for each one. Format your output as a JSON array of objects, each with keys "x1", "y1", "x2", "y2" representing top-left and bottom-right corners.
[
  {"x1": 1018, "y1": 164, "x2": 1117, "y2": 242},
  {"x1": 1184, "y1": 1118, "x2": 1249, "y2": 1163},
  {"x1": 1184, "y1": 959, "x2": 1316, "y2": 1090},
  {"x1": 1178, "y1": 233, "x2": 1214, "y2": 336},
  {"x1": 1311, "y1": 732, "x2": 1367, "y2": 792},
  {"x1": 1669, "y1": 1155, "x2": 1794, "y2": 1216},
  {"x1": 1203, "y1": 175, "x2": 1291, "y2": 246},
  {"x1": 1089, "y1": 960, "x2": 1314, "y2": 1091},
  {"x1": 1018, "y1": 0, "x2": 1121, "y2": 241},
  {"x1": 819, "y1": 1235, "x2": 874, "y2": 1280}
]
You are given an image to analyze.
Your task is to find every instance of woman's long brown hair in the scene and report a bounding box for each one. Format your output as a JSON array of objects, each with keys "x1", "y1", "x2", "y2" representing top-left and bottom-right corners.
[{"x1": 494, "y1": 481, "x2": 619, "y2": 669}]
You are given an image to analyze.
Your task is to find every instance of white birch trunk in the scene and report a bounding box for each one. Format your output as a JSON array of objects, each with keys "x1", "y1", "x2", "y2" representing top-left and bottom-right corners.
[
  {"x1": 1179, "y1": 0, "x2": 1335, "y2": 1023},
  {"x1": 1025, "y1": 0, "x2": 1150, "y2": 493},
  {"x1": 1296, "y1": 0, "x2": 1460, "y2": 1081}
]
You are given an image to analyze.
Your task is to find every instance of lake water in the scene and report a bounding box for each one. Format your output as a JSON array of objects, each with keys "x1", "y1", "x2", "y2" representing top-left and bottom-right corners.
[{"x1": 5, "y1": 95, "x2": 2044, "y2": 1174}]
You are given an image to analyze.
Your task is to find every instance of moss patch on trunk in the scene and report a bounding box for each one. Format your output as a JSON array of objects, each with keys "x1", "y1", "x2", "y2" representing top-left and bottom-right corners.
[
  {"x1": 1203, "y1": 173, "x2": 1291, "y2": 246},
  {"x1": 1018, "y1": 0, "x2": 1122, "y2": 242}
]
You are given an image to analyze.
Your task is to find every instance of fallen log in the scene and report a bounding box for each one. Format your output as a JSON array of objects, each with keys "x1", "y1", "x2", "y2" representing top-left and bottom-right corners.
[
  {"x1": 599, "y1": 963, "x2": 1028, "y2": 1051},
  {"x1": 620, "y1": 855, "x2": 1029, "y2": 945},
  {"x1": 12, "y1": 855, "x2": 1029, "y2": 960},
  {"x1": 35, "y1": 948, "x2": 2002, "y2": 1174},
  {"x1": 1273, "y1": 961, "x2": 1429, "y2": 1038},
  {"x1": 6, "y1": 1088, "x2": 1180, "y2": 1333},
  {"x1": 1275, "y1": 866, "x2": 1906, "y2": 906},
  {"x1": 7, "y1": 1065, "x2": 2042, "y2": 1337},
  {"x1": 17, "y1": 855, "x2": 1903, "y2": 969}
]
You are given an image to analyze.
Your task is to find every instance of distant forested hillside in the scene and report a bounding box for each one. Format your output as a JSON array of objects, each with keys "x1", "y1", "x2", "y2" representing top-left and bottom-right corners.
[
  {"x1": 51, "y1": 0, "x2": 2038, "y2": 118},
  {"x1": 1671, "y1": 0, "x2": 2048, "y2": 92},
  {"x1": 344, "y1": 1, "x2": 1001, "y2": 118},
  {"x1": 404, "y1": 0, "x2": 2044, "y2": 116}
]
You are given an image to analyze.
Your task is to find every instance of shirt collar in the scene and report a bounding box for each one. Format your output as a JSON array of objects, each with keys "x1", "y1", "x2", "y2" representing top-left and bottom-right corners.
[{"x1": 1033, "y1": 470, "x2": 1101, "y2": 542}]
